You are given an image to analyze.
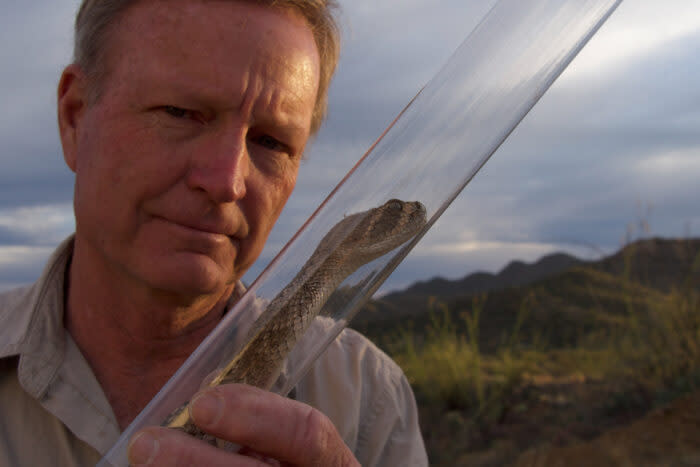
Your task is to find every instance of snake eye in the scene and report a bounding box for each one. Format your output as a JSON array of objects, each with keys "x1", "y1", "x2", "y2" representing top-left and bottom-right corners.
[{"x1": 388, "y1": 199, "x2": 403, "y2": 210}]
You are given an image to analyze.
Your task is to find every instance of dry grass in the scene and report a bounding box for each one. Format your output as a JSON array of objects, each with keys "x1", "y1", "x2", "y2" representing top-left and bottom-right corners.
[{"x1": 384, "y1": 245, "x2": 700, "y2": 465}]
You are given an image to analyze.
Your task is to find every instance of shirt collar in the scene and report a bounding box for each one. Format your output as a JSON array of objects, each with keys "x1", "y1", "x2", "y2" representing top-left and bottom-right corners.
[{"x1": 0, "y1": 235, "x2": 75, "y2": 398}]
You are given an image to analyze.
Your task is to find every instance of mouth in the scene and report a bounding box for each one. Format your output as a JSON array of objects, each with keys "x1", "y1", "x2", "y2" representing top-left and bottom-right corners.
[{"x1": 156, "y1": 215, "x2": 244, "y2": 241}]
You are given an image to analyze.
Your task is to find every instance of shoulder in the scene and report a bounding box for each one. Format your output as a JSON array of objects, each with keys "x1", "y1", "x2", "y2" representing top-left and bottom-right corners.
[
  {"x1": 296, "y1": 327, "x2": 428, "y2": 466},
  {"x1": 0, "y1": 236, "x2": 74, "y2": 359},
  {"x1": 295, "y1": 326, "x2": 407, "y2": 406},
  {"x1": 327, "y1": 327, "x2": 406, "y2": 388},
  {"x1": 0, "y1": 285, "x2": 37, "y2": 357},
  {"x1": 0, "y1": 284, "x2": 34, "y2": 311}
]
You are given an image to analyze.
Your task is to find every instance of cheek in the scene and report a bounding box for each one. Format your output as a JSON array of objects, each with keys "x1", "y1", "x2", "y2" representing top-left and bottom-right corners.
[
  {"x1": 244, "y1": 170, "x2": 297, "y2": 248},
  {"x1": 266, "y1": 169, "x2": 298, "y2": 222},
  {"x1": 73, "y1": 118, "x2": 114, "y2": 208},
  {"x1": 80, "y1": 121, "x2": 186, "y2": 202}
]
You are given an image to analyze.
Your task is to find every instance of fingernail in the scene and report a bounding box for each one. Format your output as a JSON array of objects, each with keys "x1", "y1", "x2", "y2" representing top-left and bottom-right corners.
[
  {"x1": 128, "y1": 431, "x2": 159, "y2": 465},
  {"x1": 191, "y1": 390, "x2": 224, "y2": 427}
]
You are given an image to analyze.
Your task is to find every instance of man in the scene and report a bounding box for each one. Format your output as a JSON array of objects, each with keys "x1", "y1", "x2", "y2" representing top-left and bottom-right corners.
[{"x1": 0, "y1": 0, "x2": 428, "y2": 465}]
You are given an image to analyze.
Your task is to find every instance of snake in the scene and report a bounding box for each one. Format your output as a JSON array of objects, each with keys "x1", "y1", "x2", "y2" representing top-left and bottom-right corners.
[{"x1": 162, "y1": 198, "x2": 427, "y2": 439}]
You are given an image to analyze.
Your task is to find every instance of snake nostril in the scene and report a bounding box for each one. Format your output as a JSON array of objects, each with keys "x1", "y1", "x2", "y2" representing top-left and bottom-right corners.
[{"x1": 388, "y1": 199, "x2": 403, "y2": 211}]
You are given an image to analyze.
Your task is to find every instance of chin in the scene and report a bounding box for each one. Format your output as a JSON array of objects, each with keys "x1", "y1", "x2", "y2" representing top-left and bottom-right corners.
[{"x1": 144, "y1": 255, "x2": 235, "y2": 299}]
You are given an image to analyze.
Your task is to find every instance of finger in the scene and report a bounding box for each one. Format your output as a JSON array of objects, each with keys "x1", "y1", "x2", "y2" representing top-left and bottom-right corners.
[
  {"x1": 127, "y1": 426, "x2": 276, "y2": 467},
  {"x1": 237, "y1": 447, "x2": 283, "y2": 467},
  {"x1": 189, "y1": 384, "x2": 359, "y2": 467}
]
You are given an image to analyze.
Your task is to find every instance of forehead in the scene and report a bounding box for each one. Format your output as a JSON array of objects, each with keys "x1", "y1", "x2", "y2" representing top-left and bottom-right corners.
[{"x1": 101, "y1": 0, "x2": 320, "y2": 121}]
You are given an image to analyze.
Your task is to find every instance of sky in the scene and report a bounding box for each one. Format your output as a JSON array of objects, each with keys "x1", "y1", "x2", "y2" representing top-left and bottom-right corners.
[{"x1": 0, "y1": 0, "x2": 699, "y2": 293}]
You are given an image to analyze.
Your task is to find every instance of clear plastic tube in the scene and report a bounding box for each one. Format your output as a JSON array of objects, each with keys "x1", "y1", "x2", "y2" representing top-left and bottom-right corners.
[{"x1": 99, "y1": 0, "x2": 621, "y2": 464}]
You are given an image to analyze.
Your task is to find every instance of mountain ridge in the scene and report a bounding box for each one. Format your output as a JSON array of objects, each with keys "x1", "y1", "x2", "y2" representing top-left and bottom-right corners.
[
  {"x1": 352, "y1": 237, "x2": 700, "y2": 334},
  {"x1": 387, "y1": 251, "x2": 583, "y2": 300}
]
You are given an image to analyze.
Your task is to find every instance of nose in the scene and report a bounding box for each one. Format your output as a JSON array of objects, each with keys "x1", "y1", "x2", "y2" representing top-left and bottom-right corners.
[{"x1": 186, "y1": 129, "x2": 249, "y2": 203}]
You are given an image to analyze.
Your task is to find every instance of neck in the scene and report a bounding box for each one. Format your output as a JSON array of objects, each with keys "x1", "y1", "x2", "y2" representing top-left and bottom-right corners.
[{"x1": 64, "y1": 238, "x2": 238, "y2": 428}]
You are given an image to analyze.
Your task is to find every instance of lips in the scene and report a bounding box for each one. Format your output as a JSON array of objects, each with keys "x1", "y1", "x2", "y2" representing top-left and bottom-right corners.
[
  {"x1": 172, "y1": 218, "x2": 231, "y2": 236},
  {"x1": 152, "y1": 210, "x2": 249, "y2": 240},
  {"x1": 143, "y1": 196, "x2": 250, "y2": 242},
  {"x1": 177, "y1": 218, "x2": 245, "y2": 238}
]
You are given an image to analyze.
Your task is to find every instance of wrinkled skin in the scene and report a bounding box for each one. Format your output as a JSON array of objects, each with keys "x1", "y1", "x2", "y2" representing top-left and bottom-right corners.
[{"x1": 57, "y1": 0, "x2": 359, "y2": 465}]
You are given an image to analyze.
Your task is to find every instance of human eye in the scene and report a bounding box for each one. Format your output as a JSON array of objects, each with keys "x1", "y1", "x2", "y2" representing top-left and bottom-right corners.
[
  {"x1": 247, "y1": 130, "x2": 301, "y2": 175},
  {"x1": 254, "y1": 134, "x2": 285, "y2": 151},
  {"x1": 160, "y1": 105, "x2": 202, "y2": 122},
  {"x1": 249, "y1": 132, "x2": 294, "y2": 157}
]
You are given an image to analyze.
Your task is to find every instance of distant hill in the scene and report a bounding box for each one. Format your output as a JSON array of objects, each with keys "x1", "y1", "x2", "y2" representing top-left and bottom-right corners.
[
  {"x1": 386, "y1": 252, "x2": 583, "y2": 300},
  {"x1": 355, "y1": 252, "x2": 584, "y2": 328},
  {"x1": 595, "y1": 237, "x2": 700, "y2": 291},
  {"x1": 352, "y1": 237, "x2": 700, "y2": 349}
]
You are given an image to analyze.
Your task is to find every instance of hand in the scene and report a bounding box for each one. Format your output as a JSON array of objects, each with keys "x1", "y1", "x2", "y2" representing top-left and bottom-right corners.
[{"x1": 127, "y1": 384, "x2": 360, "y2": 466}]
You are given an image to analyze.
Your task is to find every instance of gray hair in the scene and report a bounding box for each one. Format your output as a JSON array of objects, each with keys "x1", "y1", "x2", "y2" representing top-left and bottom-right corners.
[{"x1": 74, "y1": 0, "x2": 341, "y2": 134}]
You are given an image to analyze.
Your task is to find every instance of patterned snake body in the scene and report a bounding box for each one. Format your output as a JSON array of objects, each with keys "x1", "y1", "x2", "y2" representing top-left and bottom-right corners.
[{"x1": 163, "y1": 199, "x2": 427, "y2": 438}]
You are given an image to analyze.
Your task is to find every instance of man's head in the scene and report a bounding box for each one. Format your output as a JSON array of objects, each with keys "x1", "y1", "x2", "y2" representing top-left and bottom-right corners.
[
  {"x1": 57, "y1": 0, "x2": 339, "y2": 304},
  {"x1": 73, "y1": 0, "x2": 340, "y2": 134}
]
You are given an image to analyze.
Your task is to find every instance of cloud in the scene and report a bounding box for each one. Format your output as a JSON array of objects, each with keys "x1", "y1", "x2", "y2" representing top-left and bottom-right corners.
[
  {"x1": 560, "y1": 0, "x2": 700, "y2": 81},
  {"x1": 0, "y1": 203, "x2": 74, "y2": 246},
  {"x1": 0, "y1": 1, "x2": 78, "y2": 210},
  {"x1": 2, "y1": 0, "x2": 699, "y2": 294},
  {"x1": 319, "y1": 0, "x2": 499, "y2": 150},
  {"x1": 245, "y1": 0, "x2": 700, "y2": 291}
]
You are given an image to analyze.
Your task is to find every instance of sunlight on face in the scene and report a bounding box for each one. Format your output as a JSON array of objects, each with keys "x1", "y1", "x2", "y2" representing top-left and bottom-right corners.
[{"x1": 67, "y1": 1, "x2": 320, "y2": 298}]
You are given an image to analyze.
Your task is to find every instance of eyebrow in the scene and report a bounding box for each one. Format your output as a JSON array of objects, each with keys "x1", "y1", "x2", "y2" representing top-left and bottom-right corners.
[
  {"x1": 135, "y1": 62, "x2": 313, "y2": 133},
  {"x1": 249, "y1": 82, "x2": 312, "y2": 134}
]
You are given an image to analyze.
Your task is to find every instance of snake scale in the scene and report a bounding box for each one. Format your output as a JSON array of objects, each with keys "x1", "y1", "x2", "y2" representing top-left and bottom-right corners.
[{"x1": 162, "y1": 198, "x2": 427, "y2": 440}]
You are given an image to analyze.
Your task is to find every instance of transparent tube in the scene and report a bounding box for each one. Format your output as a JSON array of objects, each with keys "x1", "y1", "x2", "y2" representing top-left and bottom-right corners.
[{"x1": 99, "y1": 0, "x2": 621, "y2": 464}]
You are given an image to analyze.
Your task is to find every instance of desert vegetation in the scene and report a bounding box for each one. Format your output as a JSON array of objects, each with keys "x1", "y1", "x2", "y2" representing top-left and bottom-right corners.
[{"x1": 353, "y1": 237, "x2": 700, "y2": 465}]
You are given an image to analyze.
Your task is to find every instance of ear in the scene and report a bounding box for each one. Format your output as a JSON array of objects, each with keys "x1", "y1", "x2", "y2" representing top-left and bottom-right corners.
[{"x1": 57, "y1": 64, "x2": 89, "y2": 173}]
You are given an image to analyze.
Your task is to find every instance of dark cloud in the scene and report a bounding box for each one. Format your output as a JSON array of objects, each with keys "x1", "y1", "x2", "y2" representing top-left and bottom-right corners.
[
  {"x1": 0, "y1": 1, "x2": 76, "y2": 211},
  {"x1": 0, "y1": 228, "x2": 33, "y2": 246},
  {"x1": 2, "y1": 1, "x2": 699, "y2": 293},
  {"x1": 0, "y1": 174, "x2": 74, "y2": 209}
]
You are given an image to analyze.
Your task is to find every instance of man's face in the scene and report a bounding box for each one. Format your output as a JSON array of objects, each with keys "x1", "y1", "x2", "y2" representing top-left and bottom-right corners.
[{"x1": 60, "y1": 0, "x2": 320, "y2": 298}]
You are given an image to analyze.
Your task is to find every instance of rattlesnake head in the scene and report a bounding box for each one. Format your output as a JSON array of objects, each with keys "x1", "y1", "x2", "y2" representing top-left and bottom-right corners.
[{"x1": 318, "y1": 199, "x2": 427, "y2": 265}]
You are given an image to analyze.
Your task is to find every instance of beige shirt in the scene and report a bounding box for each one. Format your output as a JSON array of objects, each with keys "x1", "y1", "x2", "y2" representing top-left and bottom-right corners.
[{"x1": 0, "y1": 237, "x2": 428, "y2": 466}]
